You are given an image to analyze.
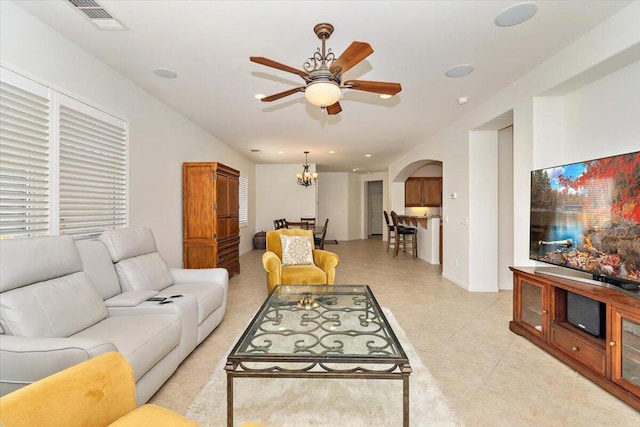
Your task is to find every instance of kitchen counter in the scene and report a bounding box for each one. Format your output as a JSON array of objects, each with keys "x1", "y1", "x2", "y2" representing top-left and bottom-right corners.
[
  {"x1": 398, "y1": 215, "x2": 440, "y2": 228},
  {"x1": 397, "y1": 215, "x2": 440, "y2": 264}
]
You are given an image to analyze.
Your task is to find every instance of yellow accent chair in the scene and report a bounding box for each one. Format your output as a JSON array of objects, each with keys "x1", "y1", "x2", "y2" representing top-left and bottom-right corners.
[
  {"x1": 0, "y1": 352, "x2": 197, "y2": 427},
  {"x1": 262, "y1": 228, "x2": 339, "y2": 293}
]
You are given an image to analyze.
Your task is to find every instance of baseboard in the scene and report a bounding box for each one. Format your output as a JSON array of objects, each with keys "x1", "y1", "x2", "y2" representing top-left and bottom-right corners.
[{"x1": 441, "y1": 272, "x2": 468, "y2": 290}]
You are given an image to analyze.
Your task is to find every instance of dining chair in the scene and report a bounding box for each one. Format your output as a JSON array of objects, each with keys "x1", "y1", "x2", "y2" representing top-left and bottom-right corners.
[
  {"x1": 300, "y1": 217, "x2": 316, "y2": 231},
  {"x1": 314, "y1": 218, "x2": 329, "y2": 250}
]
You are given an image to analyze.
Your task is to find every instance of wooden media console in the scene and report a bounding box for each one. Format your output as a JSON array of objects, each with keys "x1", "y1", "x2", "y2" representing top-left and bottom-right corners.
[{"x1": 510, "y1": 267, "x2": 640, "y2": 410}]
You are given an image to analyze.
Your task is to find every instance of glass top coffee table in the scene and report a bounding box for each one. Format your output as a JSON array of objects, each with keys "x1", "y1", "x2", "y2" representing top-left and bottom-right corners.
[{"x1": 225, "y1": 285, "x2": 412, "y2": 426}]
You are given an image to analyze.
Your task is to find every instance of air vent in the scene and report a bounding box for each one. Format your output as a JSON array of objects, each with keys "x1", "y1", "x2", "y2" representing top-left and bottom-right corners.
[{"x1": 66, "y1": 0, "x2": 127, "y2": 31}]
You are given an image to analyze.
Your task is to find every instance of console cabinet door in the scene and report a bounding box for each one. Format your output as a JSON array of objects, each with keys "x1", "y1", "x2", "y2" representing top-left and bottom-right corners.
[
  {"x1": 183, "y1": 164, "x2": 214, "y2": 241},
  {"x1": 514, "y1": 276, "x2": 548, "y2": 340},
  {"x1": 610, "y1": 307, "x2": 640, "y2": 396}
]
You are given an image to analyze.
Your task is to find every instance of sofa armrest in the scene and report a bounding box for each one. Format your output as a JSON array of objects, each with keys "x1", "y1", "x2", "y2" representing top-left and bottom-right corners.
[
  {"x1": 0, "y1": 352, "x2": 137, "y2": 427},
  {"x1": 104, "y1": 290, "x2": 159, "y2": 307},
  {"x1": 313, "y1": 249, "x2": 340, "y2": 284},
  {"x1": 0, "y1": 335, "x2": 116, "y2": 395},
  {"x1": 170, "y1": 268, "x2": 229, "y2": 285},
  {"x1": 262, "y1": 251, "x2": 282, "y2": 292},
  {"x1": 0, "y1": 351, "x2": 198, "y2": 427}
]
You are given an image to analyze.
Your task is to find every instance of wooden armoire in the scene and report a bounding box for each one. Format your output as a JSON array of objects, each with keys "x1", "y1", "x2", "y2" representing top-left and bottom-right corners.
[{"x1": 182, "y1": 162, "x2": 240, "y2": 276}]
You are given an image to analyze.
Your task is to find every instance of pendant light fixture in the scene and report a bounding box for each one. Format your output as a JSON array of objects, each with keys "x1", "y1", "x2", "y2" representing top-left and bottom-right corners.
[{"x1": 296, "y1": 151, "x2": 318, "y2": 187}]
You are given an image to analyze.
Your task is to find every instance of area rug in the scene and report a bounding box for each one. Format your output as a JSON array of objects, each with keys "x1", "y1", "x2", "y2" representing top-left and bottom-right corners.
[{"x1": 186, "y1": 308, "x2": 463, "y2": 427}]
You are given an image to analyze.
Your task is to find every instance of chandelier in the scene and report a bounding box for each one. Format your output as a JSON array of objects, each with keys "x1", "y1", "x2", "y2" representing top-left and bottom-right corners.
[{"x1": 296, "y1": 151, "x2": 318, "y2": 187}]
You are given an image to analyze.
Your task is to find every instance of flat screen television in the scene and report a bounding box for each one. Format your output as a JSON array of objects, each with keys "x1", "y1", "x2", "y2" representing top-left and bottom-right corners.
[{"x1": 529, "y1": 151, "x2": 640, "y2": 289}]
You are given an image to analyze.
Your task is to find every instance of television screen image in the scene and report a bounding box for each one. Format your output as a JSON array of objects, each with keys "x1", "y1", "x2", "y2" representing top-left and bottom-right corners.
[{"x1": 529, "y1": 151, "x2": 640, "y2": 286}]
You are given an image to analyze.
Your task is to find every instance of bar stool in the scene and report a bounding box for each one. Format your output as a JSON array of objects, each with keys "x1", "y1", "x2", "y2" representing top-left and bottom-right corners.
[
  {"x1": 383, "y1": 210, "x2": 398, "y2": 252},
  {"x1": 390, "y1": 211, "x2": 417, "y2": 258}
]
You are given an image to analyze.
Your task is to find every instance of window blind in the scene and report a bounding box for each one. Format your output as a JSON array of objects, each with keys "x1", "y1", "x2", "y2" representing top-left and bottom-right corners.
[
  {"x1": 58, "y1": 95, "x2": 127, "y2": 239},
  {"x1": 239, "y1": 175, "x2": 248, "y2": 226},
  {"x1": 0, "y1": 67, "x2": 128, "y2": 239},
  {"x1": 0, "y1": 71, "x2": 51, "y2": 238}
]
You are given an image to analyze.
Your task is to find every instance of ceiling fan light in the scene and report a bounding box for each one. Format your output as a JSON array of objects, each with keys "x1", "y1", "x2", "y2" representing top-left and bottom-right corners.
[{"x1": 304, "y1": 81, "x2": 341, "y2": 107}]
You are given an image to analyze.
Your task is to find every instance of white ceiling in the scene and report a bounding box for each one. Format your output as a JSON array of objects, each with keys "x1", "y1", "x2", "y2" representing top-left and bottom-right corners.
[{"x1": 14, "y1": 0, "x2": 631, "y2": 173}]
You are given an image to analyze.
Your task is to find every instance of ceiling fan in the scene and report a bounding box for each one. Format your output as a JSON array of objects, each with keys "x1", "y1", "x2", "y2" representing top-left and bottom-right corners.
[{"x1": 250, "y1": 23, "x2": 402, "y2": 115}]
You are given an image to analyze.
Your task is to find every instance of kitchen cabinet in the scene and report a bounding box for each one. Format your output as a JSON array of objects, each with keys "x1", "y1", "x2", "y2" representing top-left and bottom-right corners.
[{"x1": 404, "y1": 177, "x2": 441, "y2": 207}]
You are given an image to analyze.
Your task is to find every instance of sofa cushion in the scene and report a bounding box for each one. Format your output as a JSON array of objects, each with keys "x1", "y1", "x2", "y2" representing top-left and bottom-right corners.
[
  {"x1": 115, "y1": 253, "x2": 173, "y2": 292},
  {"x1": 99, "y1": 227, "x2": 158, "y2": 262},
  {"x1": 76, "y1": 240, "x2": 123, "y2": 300},
  {"x1": 72, "y1": 314, "x2": 181, "y2": 381},
  {"x1": 0, "y1": 235, "x2": 82, "y2": 293},
  {"x1": 0, "y1": 272, "x2": 107, "y2": 338},
  {"x1": 281, "y1": 264, "x2": 327, "y2": 285},
  {"x1": 161, "y1": 283, "x2": 225, "y2": 324}
]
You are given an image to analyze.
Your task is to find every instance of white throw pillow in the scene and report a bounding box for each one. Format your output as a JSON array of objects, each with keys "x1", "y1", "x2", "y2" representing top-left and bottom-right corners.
[{"x1": 280, "y1": 235, "x2": 314, "y2": 266}]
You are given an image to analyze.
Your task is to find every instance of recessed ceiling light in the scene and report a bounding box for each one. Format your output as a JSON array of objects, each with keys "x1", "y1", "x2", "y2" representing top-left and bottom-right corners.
[
  {"x1": 352, "y1": 168, "x2": 359, "y2": 172},
  {"x1": 445, "y1": 64, "x2": 474, "y2": 78},
  {"x1": 277, "y1": 150, "x2": 285, "y2": 154},
  {"x1": 153, "y1": 68, "x2": 177, "y2": 79},
  {"x1": 495, "y1": 2, "x2": 538, "y2": 27},
  {"x1": 379, "y1": 94, "x2": 392, "y2": 99},
  {"x1": 365, "y1": 154, "x2": 372, "y2": 157},
  {"x1": 457, "y1": 96, "x2": 469, "y2": 105},
  {"x1": 329, "y1": 150, "x2": 336, "y2": 154},
  {"x1": 254, "y1": 93, "x2": 266, "y2": 100}
]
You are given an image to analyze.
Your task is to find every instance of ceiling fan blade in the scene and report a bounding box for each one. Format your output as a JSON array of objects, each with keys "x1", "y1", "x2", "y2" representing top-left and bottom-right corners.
[
  {"x1": 250, "y1": 57, "x2": 309, "y2": 79},
  {"x1": 326, "y1": 102, "x2": 342, "y2": 115},
  {"x1": 260, "y1": 87, "x2": 305, "y2": 102},
  {"x1": 344, "y1": 80, "x2": 402, "y2": 96},
  {"x1": 330, "y1": 42, "x2": 373, "y2": 75}
]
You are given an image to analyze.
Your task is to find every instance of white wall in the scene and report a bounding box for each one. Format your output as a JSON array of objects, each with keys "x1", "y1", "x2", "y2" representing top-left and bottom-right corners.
[
  {"x1": 498, "y1": 126, "x2": 514, "y2": 290},
  {"x1": 561, "y1": 61, "x2": 640, "y2": 165},
  {"x1": 318, "y1": 173, "x2": 349, "y2": 241},
  {"x1": 253, "y1": 167, "x2": 358, "y2": 242},
  {"x1": 411, "y1": 163, "x2": 443, "y2": 177},
  {"x1": 0, "y1": 1, "x2": 256, "y2": 267},
  {"x1": 255, "y1": 163, "x2": 317, "y2": 232},
  {"x1": 532, "y1": 97, "x2": 564, "y2": 166},
  {"x1": 389, "y1": 2, "x2": 640, "y2": 291},
  {"x1": 469, "y1": 131, "x2": 498, "y2": 292}
]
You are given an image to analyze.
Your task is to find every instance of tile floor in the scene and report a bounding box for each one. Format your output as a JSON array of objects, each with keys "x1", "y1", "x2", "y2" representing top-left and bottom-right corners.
[{"x1": 150, "y1": 238, "x2": 640, "y2": 425}]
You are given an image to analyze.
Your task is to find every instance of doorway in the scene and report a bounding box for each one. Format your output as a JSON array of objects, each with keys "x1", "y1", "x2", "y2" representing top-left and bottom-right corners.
[{"x1": 367, "y1": 181, "x2": 383, "y2": 237}]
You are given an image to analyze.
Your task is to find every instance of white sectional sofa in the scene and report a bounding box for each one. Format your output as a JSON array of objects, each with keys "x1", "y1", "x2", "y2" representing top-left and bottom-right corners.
[{"x1": 0, "y1": 227, "x2": 228, "y2": 405}]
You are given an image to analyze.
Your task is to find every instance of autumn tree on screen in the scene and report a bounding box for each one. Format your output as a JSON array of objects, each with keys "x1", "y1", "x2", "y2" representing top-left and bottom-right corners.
[{"x1": 557, "y1": 153, "x2": 640, "y2": 223}]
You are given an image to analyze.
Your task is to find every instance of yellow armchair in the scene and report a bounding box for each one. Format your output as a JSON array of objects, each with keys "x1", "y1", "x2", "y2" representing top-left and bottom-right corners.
[
  {"x1": 0, "y1": 352, "x2": 197, "y2": 427},
  {"x1": 262, "y1": 228, "x2": 339, "y2": 293}
]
